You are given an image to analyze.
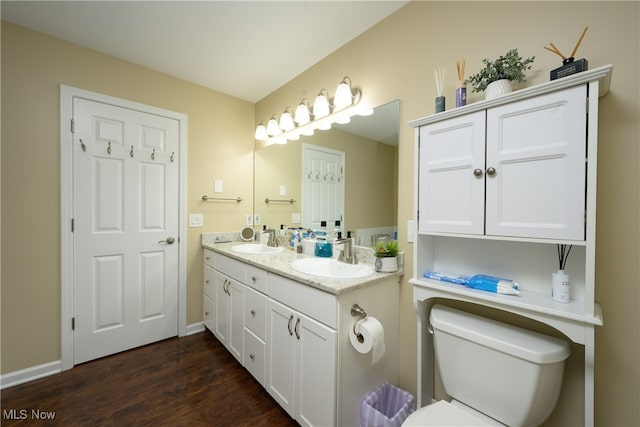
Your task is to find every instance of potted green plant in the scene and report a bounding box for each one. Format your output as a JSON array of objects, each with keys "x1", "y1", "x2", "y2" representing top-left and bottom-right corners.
[
  {"x1": 374, "y1": 239, "x2": 399, "y2": 272},
  {"x1": 466, "y1": 48, "x2": 535, "y2": 99}
]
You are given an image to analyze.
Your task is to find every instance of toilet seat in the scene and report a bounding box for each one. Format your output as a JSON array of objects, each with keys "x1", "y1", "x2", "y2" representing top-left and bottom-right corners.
[{"x1": 402, "y1": 400, "x2": 495, "y2": 426}]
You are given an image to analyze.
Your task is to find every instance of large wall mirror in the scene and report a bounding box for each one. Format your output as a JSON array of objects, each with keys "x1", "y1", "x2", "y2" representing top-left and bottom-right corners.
[{"x1": 254, "y1": 100, "x2": 399, "y2": 245}]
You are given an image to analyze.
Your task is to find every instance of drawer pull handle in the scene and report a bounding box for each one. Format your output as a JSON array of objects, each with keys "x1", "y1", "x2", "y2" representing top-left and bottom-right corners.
[
  {"x1": 287, "y1": 315, "x2": 294, "y2": 336},
  {"x1": 294, "y1": 318, "x2": 301, "y2": 340},
  {"x1": 250, "y1": 309, "x2": 256, "y2": 316}
]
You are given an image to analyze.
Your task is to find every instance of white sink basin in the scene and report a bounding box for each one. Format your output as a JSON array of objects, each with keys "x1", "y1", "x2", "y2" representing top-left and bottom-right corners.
[
  {"x1": 230, "y1": 244, "x2": 284, "y2": 254},
  {"x1": 291, "y1": 258, "x2": 374, "y2": 279}
]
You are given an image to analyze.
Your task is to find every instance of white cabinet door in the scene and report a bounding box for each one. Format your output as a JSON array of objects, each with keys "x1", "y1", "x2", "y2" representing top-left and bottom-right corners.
[
  {"x1": 266, "y1": 298, "x2": 337, "y2": 426},
  {"x1": 418, "y1": 111, "x2": 486, "y2": 234},
  {"x1": 227, "y1": 279, "x2": 245, "y2": 363},
  {"x1": 486, "y1": 86, "x2": 587, "y2": 240},
  {"x1": 266, "y1": 299, "x2": 297, "y2": 417},
  {"x1": 214, "y1": 271, "x2": 229, "y2": 346},
  {"x1": 296, "y1": 312, "x2": 337, "y2": 427},
  {"x1": 214, "y1": 270, "x2": 244, "y2": 363}
]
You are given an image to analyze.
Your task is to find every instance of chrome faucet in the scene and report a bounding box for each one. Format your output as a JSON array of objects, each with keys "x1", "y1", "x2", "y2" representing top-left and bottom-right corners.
[
  {"x1": 265, "y1": 228, "x2": 278, "y2": 247},
  {"x1": 336, "y1": 234, "x2": 357, "y2": 264}
]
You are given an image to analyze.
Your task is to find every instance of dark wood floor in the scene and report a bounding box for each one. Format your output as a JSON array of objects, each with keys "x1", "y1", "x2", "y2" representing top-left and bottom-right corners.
[{"x1": 1, "y1": 331, "x2": 298, "y2": 426}]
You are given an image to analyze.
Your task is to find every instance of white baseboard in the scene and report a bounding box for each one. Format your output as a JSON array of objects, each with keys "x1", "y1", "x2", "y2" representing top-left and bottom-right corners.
[
  {"x1": 1, "y1": 360, "x2": 62, "y2": 390},
  {"x1": 186, "y1": 322, "x2": 205, "y2": 335}
]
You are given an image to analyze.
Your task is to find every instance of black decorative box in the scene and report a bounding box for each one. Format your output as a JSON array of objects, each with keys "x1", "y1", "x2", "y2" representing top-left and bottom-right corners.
[{"x1": 550, "y1": 58, "x2": 588, "y2": 80}]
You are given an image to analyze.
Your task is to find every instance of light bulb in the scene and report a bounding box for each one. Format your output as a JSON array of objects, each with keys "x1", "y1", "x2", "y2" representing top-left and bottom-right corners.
[
  {"x1": 312, "y1": 89, "x2": 330, "y2": 119},
  {"x1": 279, "y1": 110, "x2": 295, "y2": 132},
  {"x1": 294, "y1": 99, "x2": 311, "y2": 125},
  {"x1": 266, "y1": 116, "x2": 281, "y2": 136},
  {"x1": 254, "y1": 122, "x2": 268, "y2": 140},
  {"x1": 333, "y1": 77, "x2": 353, "y2": 110}
]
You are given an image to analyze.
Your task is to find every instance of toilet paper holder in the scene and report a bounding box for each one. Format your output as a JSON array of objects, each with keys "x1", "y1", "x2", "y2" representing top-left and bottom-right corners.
[{"x1": 351, "y1": 304, "x2": 367, "y2": 343}]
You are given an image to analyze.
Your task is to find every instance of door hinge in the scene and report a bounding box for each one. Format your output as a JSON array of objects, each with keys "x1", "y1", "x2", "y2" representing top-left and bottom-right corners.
[
  {"x1": 71, "y1": 317, "x2": 75, "y2": 330},
  {"x1": 71, "y1": 218, "x2": 75, "y2": 232},
  {"x1": 71, "y1": 118, "x2": 75, "y2": 133}
]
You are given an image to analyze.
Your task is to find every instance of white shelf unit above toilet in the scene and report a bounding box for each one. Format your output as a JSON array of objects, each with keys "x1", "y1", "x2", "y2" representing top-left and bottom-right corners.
[{"x1": 409, "y1": 65, "x2": 613, "y2": 427}]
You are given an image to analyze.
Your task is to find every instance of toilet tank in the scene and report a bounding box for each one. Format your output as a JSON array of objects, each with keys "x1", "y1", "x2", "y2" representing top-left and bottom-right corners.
[{"x1": 430, "y1": 305, "x2": 570, "y2": 427}]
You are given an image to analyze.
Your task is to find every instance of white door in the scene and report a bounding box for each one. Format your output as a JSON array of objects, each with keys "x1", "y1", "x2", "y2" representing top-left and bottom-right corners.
[
  {"x1": 418, "y1": 111, "x2": 486, "y2": 234},
  {"x1": 302, "y1": 144, "x2": 345, "y2": 231},
  {"x1": 73, "y1": 98, "x2": 179, "y2": 364},
  {"x1": 485, "y1": 86, "x2": 587, "y2": 240}
]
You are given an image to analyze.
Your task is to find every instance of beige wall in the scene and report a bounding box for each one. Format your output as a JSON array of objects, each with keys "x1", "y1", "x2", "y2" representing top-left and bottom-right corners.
[
  {"x1": 256, "y1": 2, "x2": 639, "y2": 425},
  {"x1": 1, "y1": 22, "x2": 254, "y2": 372}
]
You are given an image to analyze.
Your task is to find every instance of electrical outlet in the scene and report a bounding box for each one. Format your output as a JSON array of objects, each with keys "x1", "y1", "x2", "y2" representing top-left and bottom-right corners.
[
  {"x1": 254, "y1": 214, "x2": 261, "y2": 225},
  {"x1": 246, "y1": 214, "x2": 253, "y2": 225},
  {"x1": 407, "y1": 219, "x2": 415, "y2": 243}
]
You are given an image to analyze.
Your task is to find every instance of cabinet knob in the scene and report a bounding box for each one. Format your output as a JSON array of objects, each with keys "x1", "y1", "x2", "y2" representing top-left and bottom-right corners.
[
  {"x1": 205, "y1": 311, "x2": 209, "y2": 316},
  {"x1": 250, "y1": 309, "x2": 256, "y2": 316},
  {"x1": 251, "y1": 276, "x2": 257, "y2": 282},
  {"x1": 205, "y1": 280, "x2": 210, "y2": 283},
  {"x1": 473, "y1": 168, "x2": 483, "y2": 177},
  {"x1": 486, "y1": 167, "x2": 496, "y2": 176},
  {"x1": 250, "y1": 353, "x2": 255, "y2": 360}
]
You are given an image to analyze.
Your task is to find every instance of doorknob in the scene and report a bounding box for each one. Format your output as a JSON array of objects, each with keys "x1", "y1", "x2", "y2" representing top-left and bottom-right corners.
[{"x1": 158, "y1": 237, "x2": 176, "y2": 244}]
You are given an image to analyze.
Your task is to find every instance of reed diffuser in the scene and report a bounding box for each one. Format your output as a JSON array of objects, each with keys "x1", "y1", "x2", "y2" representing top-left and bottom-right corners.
[
  {"x1": 434, "y1": 67, "x2": 445, "y2": 113},
  {"x1": 456, "y1": 59, "x2": 467, "y2": 107},
  {"x1": 552, "y1": 244, "x2": 573, "y2": 303},
  {"x1": 545, "y1": 26, "x2": 589, "y2": 80}
]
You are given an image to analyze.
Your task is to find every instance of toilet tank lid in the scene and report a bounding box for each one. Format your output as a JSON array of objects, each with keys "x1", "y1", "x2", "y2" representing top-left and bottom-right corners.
[{"x1": 430, "y1": 305, "x2": 570, "y2": 364}]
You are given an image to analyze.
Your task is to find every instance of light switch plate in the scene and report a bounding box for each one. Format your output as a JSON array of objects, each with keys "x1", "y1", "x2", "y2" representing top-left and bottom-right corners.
[
  {"x1": 292, "y1": 213, "x2": 301, "y2": 224},
  {"x1": 246, "y1": 214, "x2": 253, "y2": 226},
  {"x1": 189, "y1": 213, "x2": 204, "y2": 228},
  {"x1": 279, "y1": 185, "x2": 286, "y2": 196},
  {"x1": 214, "y1": 180, "x2": 223, "y2": 193},
  {"x1": 254, "y1": 214, "x2": 262, "y2": 225}
]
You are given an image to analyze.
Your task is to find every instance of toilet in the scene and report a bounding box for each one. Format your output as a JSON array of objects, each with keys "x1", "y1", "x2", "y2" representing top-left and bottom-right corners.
[{"x1": 403, "y1": 304, "x2": 570, "y2": 427}]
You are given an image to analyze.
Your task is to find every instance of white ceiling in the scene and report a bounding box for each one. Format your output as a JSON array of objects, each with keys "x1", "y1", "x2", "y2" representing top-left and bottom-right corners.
[{"x1": 1, "y1": 0, "x2": 408, "y2": 103}]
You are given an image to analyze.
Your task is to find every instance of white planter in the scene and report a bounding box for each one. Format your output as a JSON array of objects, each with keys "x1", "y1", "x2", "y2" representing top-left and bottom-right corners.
[
  {"x1": 485, "y1": 79, "x2": 512, "y2": 100},
  {"x1": 375, "y1": 256, "x2": 398, "y2": 273}
]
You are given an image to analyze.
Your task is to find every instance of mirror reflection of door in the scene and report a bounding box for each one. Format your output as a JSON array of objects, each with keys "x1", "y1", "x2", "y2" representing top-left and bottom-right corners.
[{"x1": 302, "y1": 144, "x2": 345, "y2": 231}]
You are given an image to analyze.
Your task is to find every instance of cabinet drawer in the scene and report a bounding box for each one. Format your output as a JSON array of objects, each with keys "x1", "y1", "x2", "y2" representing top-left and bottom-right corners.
[
  {"x1": 213, "y1": 253, "x2": 245, "y2": 282},
  {"x1": 245, "y1": 286, "x2": 267, "y2": 340},
  {"x1": 204, "y1": 248, "x2": 215, "y2": 268},
  {"x1": 244, "y1": 329, "x2": 266, "y2": 386},
  {"x1": 203, "y1": 294, "x2": 215, "y2": 332},
  {"x1": 245, "y1": 264, "x2": 268, "y2": 293},
  {"x1": 268, "y1": 273, "x2": 337, "y2": 329},
  {"x1": 204, "y1": 264, "x2": 215, "y2": 299}
]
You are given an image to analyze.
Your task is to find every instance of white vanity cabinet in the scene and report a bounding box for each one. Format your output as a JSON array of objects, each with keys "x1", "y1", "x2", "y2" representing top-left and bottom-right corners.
[
  {"x1": 201, "y1": 242, "x2": 400, "y2": 427},
  {"x1": 266, "y1": 275, "x2": 337, "y2": 427},
  {"x1": 419, "y1": 85, "x2": 586, "y2": 240},
  {"x1": 410, "y1": 65, "x2": 612, "y2": 426}
]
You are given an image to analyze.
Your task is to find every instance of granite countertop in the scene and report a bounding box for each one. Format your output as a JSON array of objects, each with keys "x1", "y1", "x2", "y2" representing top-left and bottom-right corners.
[{"x1": 201, "y1": 234, "x2": 403, "y2": 295}]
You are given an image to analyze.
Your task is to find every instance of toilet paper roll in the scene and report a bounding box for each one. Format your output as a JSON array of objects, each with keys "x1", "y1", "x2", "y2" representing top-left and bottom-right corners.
[{"x1": 350, "y1": 317, "x2": 385, "y2": 365}]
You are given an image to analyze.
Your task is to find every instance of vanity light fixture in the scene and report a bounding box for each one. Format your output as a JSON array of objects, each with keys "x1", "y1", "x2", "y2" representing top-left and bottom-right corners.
[
  {"x1": 255, "y1": 76, "x2": 367, "y2": 145},
  {"x1": 254, "y1": 121, "x2": 268, "y2": 140},
  {"x1": 312, "y1": 88, "x2": 331, "y2": 119},
  {"x1": 333, "y1": 76, "x2": 355, "y2": 110},
  {"x1": 279, "y1": 108, "x2": 295, "y2": 132},
  {"x1": 266, "y1": 115, "x2": 282, "y2": 137},
  {"x1": 294, "y1": 99, "x2": 311, "y2": 125}
]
